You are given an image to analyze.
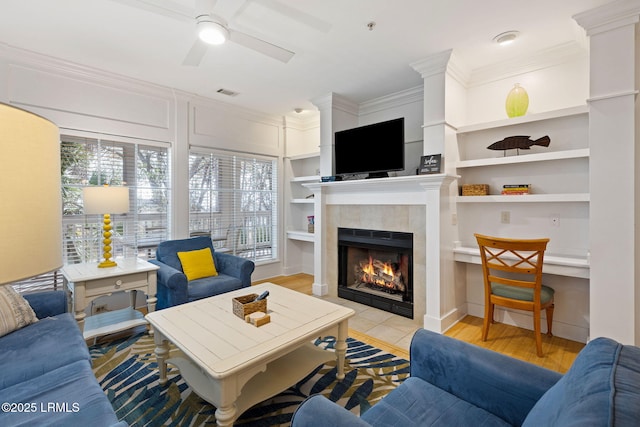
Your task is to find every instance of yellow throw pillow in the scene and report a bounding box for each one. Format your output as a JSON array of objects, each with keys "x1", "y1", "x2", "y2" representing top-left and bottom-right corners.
[{"x1": 177, "y1": 248, "x2": 218, "y2": 281}]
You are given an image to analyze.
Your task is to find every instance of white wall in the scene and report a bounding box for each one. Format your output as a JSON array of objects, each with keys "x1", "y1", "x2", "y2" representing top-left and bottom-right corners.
[{"x1": 0, "y1": 44, "x2": 288, "y2": 303}]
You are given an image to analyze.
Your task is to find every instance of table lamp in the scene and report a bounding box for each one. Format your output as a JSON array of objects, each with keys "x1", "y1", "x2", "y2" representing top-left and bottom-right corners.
[
  {"x1": 83, "y1": 185, "x2": 130, "y2": 268},
  {"x1": 0, "y1": 103, "x2": 62, "y2": 285}
]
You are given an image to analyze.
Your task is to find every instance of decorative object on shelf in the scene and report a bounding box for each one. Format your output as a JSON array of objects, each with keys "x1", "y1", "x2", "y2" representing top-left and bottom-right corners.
[
  {"x1": 418, "y1": 154, "x2": 442, "y2": 174},
  {"x1": 307, "y1": 215, "x2": 315, "y2": 233},
  {"x1": 83, "y1": 185, "x2": 130, "y2": 268},
  {"x1": 505, "y1": 83, "x2": 529, "y2": 118},
  {"x1": 501, "y1": 184, "x2": 531, "y2": 195},
  {"x1": 232, "y1": 293, "x2": 267, "y2": 320},
  {"x1": 487, "y1": 135, "x2": 550, "y2": 155},
  {"x1": 462, "y1": 184, "x2": 490, "y2": 196}
]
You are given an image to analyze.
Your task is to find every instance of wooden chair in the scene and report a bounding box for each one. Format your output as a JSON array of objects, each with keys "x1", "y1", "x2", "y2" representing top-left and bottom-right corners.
[{"x1": 474, "y1": 233, "x2": 554, "y2": 357}]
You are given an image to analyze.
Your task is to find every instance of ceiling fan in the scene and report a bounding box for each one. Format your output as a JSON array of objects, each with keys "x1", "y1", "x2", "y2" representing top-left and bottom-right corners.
[
  {"x1": 111, "y1": 0, "x2": 330, "y2": 66},
  {"x1": 184, "y1": 0, "x2": 294, "y2": 65}
]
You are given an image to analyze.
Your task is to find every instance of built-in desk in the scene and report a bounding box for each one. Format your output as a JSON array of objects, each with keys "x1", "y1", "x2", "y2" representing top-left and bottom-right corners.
[{"x1": 453, "y1": 246, "x2": 590, "y2": 279}]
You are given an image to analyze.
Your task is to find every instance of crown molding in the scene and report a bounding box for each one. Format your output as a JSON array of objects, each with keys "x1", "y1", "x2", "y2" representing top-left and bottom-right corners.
[
  {"x1": 467, "y1": 41, "x2": 587, "y2": 87},
  {"x1": 574, "y1": 0, "x2": 640, "y2": 36},
  {"x1": 410, "y1": 49, "x2": 453, "y2": 78},
  {"x1": 358, "y1": 85, "x2": 423, "y2": 115},
  {"x1": 446, "y1": 51, "x2": 471, "y2": 87},
  {"x1": 283, "y1": 113, "x2": 320, "y2": 131},
  {"x1": 310, "y1": 92, "x2": 359, "y2": 116}
]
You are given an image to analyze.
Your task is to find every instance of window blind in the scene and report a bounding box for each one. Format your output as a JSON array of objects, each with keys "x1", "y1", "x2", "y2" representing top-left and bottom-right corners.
[
  {"x1": 189, "y1": 148, "x2": 278, "y2": 263},
  {"x1": 12, "y1": 135, "x2": 171, "y2": 293}
]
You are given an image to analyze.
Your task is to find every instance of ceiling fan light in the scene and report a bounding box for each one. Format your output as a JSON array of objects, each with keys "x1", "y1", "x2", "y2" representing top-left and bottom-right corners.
[{"x1": 198, "y1": 20, "x2": 228, "y2": 45}]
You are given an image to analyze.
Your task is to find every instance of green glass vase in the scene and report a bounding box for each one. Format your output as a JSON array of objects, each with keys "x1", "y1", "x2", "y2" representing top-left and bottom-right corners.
[{"x1": 505, "y1": 83, "x2": 529, "y2": 118}]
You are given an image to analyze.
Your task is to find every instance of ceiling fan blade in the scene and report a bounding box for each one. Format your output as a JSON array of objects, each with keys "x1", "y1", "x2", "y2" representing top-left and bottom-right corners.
[
  {"x1": 228, "y1": 30, "x2": 294, "y2": 63},
  {"x1": 182, "y1": 39, "x2": 209, "y2": 66}
]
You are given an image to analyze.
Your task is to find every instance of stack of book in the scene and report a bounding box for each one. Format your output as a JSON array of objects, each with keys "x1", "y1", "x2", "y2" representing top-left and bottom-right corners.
[{"x1": 501, "y1": 184, "x2": 530, "y2": 195}]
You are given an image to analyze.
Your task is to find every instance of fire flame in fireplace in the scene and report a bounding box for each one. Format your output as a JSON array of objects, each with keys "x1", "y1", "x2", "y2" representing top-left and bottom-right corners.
[{"x1": 359, "y1": 255, "x2": 405, "y2": 293}]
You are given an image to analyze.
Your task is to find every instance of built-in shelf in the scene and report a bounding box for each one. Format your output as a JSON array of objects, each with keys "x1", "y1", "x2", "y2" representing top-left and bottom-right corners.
[
  {"x1": 286, "y1": 152, "x2": 320, "y2": 161},
  {"x1": 290, "y1": 175, "x2": 321, "y2": 183},
  {"x1": 291, "y1": 198, "x2": 314, "y2": 204},
  {"x1": 456, "y1": 105, "x2": 589, "y2": 134},
  {"x1": 456, "y1": 148, "x2": 589, "y2": 169},
  {"x1": 453, "y1": 246, "x2": 589, "y2": 279},
  {"x1": 287, "y1": 230, "x2": 315, "y2": 242},
  {"x1": 457, "y1": 193, "x2": 590, "y2": 203}
]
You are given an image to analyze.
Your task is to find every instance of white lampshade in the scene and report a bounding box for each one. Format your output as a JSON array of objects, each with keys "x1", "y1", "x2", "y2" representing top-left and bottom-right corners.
[
  {"x1": 0, "y1": 103, "x2": 62, "y2": 285},
  {"x1": 83, "y1": 186, "x2": 130, "y2": 215}
]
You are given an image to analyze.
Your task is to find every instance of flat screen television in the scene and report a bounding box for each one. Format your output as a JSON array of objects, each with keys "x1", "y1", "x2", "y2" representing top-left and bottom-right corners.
[{"x1": 334, "y1": 117, "x2": 405, "y2": 179}]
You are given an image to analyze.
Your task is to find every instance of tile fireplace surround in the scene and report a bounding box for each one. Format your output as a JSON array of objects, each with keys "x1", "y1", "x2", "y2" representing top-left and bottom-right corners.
[{"x1": 305, "y1": 174, "x2": 459, "y2": 333}]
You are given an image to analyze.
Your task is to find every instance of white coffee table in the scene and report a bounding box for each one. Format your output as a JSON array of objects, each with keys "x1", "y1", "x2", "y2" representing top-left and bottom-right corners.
[{"x1": 146, "y1": 283, "x2": 355, "y2": 426}]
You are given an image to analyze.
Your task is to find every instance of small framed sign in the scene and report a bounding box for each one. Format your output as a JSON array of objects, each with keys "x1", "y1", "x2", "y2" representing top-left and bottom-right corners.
[{"x1": 419, "y1": 154, "x2": 442, "y2": 174}]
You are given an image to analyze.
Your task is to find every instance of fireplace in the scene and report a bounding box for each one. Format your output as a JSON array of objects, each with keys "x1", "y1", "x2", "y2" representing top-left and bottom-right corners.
[{"x1": 338, "y1": 227, "x2": 413, "y2": 318}]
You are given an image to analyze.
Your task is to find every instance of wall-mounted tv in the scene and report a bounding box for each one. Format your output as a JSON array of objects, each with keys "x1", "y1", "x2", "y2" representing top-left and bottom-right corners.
[{"x1": 334, "y1": 117, "x2": 405, "y2": 179}]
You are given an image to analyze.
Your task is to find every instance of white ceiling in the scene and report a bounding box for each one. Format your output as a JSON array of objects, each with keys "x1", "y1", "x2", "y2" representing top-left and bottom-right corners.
[{"x1": 0, "y1": 0, "x2": 611, "y2": 116}]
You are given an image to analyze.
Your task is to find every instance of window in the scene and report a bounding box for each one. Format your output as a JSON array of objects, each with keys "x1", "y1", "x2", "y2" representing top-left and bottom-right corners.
[
  {"x1": 12, "y1": 135, "x2": 171, "y2": 293},
  {"x1": 189, "y1": 149, "x2": 278, "y2": 263}
]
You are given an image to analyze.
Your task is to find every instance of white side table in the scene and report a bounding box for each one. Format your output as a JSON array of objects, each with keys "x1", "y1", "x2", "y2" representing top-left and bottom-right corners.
[{"x1": 61, "y1": 258, "x2": 159, "y2": 341}]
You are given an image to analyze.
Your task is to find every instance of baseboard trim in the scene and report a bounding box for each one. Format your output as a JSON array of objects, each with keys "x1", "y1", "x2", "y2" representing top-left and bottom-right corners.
[
  {"x1": 423, "y1": 307, "x2": 465, "y2": 333},
  {"x1": 312, "y1": 282, "x2": 328, "y2": 296},
  {"x1": 467, "y1": 303, "x2": 588, "y2": 343}
]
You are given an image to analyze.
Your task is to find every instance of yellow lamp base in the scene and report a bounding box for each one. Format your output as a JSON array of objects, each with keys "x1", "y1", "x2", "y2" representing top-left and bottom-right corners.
[
  {"x1": 98, "y1": 259, "x2": 118, "y2": 268},
  {"x1": 98, "y1": 213, "x2": 118, "y2": 268}
]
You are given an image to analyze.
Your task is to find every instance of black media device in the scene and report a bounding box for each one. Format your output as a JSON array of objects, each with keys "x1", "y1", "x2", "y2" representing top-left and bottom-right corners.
[{"x1": 334, "y1": 117, "x2": 405, "y2": 179}]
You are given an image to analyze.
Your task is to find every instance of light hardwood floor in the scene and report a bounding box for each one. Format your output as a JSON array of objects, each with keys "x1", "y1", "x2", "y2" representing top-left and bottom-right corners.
[{"x1": 256, "y1": 273, "x2": 584, "y2": 373}]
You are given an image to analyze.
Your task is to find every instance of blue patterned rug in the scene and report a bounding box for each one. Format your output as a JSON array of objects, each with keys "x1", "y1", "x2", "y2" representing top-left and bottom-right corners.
[{"x1": 90, "y1": 333, "x2": 409, "y2": 426}]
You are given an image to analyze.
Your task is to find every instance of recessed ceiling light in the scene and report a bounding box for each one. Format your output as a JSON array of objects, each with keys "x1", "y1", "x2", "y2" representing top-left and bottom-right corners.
[{"x1": 493, "y1": 31, "x2": 519, "y2": 46}]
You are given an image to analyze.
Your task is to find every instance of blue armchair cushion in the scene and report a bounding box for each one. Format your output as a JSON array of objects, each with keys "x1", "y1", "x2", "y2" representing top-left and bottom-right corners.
[
  {"x1": 0, "y1": 313, "x2": 90, "y2": 389},
  {"x1": 187, "y1": 274, "x2": 244, "y2": 301},
  {"x1": 0, "y1": 286, "x2": 38, "y2": 337},
  {"x1": 361, "y1": 377, "x2": 511, "y2": 427},
  {"x1": 0, "y1": 360, "x2": 121, "y2": 426},
  {"x1": 23, "y1": 290, "x2": 67, "y2": 319},
  {"x1": 523, "y1": 337, "x2": 640, "y2": 427}
]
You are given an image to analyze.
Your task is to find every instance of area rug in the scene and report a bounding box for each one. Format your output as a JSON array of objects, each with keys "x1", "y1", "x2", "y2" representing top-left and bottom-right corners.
[{"x1": 89, "y1": 333, "x2": 409, "y2": 426}]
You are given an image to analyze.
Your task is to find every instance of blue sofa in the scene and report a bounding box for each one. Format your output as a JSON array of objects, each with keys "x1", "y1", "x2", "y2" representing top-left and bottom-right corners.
[
  {"x1": 0, "y1": 290, "x2": 124, "y2": 426},
  {"x1": 150, "y1": 236, "x2": 255, "y2": 309},
  {"x1": 292, "y1": 329, "x2": 640, "y2": 426}
]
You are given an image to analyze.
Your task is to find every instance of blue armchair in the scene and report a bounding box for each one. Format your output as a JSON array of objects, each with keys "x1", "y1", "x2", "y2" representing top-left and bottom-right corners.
[
  {"x1": 150, "y1": 236, "x2": 255, "y2": 309},
  {"x1": 292, "y1": 328, "x2": 640, "y2": 427}
]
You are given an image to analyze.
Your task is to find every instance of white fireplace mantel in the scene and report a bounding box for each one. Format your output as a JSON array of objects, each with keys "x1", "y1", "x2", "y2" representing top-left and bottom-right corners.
[
  {"x1": 304, "y1": 173, "x2": 460, "y2": 333},
  {"x1": 305, "y1": 173, "x2": 457, "y2": 205}
]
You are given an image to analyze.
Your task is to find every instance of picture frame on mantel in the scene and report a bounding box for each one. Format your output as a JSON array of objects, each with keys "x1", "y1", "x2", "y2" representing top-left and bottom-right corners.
[{"x1": 418, "y1": 154, "x2": 442, "y2": 174}]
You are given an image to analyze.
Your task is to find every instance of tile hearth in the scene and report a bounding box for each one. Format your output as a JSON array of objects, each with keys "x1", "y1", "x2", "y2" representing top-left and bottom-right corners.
[{"x1": 319, "y1": 294, "x2": 421, "y2": 353}]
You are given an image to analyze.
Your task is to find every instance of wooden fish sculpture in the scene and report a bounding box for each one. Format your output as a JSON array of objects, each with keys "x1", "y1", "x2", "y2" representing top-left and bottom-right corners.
[{"x1": 487, "y1": 135, "x2": 550, "y2": 152}]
